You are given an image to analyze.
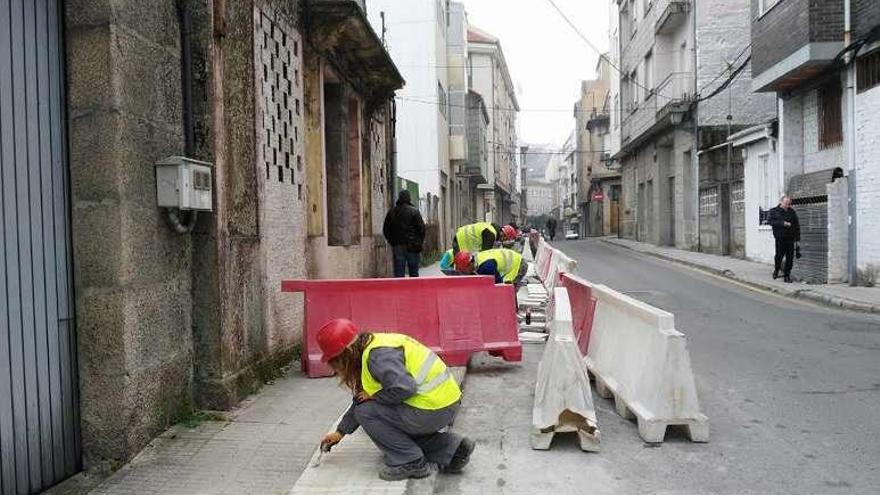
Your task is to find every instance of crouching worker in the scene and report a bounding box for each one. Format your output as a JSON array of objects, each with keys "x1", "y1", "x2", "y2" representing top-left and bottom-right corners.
[
  {"x1": 439, "y1": 249, "x2": 459, "y2": 276},
  {"x1": 454, "y1": 248, "x2": 527, "y2": 288},
  {"x1": 317, "y1": 319, "x2": 476, "y2": 481}
]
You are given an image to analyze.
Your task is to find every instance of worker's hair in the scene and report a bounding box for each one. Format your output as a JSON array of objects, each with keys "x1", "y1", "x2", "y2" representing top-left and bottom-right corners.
[{"x1": 328, "y1": 332, "x2": 373, "y2": 394}]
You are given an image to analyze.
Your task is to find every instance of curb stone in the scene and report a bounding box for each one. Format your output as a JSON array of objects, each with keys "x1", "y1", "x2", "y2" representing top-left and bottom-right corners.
[{"x1": 602, "y1": 238, "x2": 880, "y2": 315}]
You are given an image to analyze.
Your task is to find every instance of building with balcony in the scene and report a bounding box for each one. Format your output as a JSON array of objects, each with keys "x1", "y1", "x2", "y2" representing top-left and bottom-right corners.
[
  {"x1": 613, "y1": 0, "x2": 775, "y2": 250},
  {"x1": 463, "y1": 91, "x2": 491, "y2": 224},
  {"x1": 751, "y1": 0, "x2": 880, "y2": 284},
  {"x1": 468, "y1": 26, "x2": 520, "y2": 226},
  {"x1": 575, "y1": 56, "x2": 621, "y2": 237}
]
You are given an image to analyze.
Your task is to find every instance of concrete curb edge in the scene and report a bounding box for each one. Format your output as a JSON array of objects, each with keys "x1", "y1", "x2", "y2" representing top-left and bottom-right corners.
[{"x1": 601, "y1": 238, "x2": 880, "y2": 315}]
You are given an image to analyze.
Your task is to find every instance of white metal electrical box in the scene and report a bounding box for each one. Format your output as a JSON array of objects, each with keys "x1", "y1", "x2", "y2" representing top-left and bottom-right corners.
[{"x1": 155, "y1": 156, "x2": 214, "y2": 211}]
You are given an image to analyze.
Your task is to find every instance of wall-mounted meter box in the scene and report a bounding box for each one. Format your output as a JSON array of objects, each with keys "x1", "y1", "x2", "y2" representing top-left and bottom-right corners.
[{"x1": 155, "y1": 156, "x2": 214, "y2": 211}]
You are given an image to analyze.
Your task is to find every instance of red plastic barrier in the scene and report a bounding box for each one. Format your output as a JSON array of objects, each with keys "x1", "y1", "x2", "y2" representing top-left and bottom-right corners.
[
  {"x1": 282, "y1": 276, "x2": 522, "y2": 377},
  {"x1": 560, "y1": 273, "x2": 597, "y2": 356},
  {"x1": 538, "y1": 247, "x2": 554, "y2": 282}
]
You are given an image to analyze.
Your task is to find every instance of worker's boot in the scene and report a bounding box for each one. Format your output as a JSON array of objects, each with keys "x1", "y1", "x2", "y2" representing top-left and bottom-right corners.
[
  {"x1": 772, "y1": 268, "x2": 779, "y2": 280},
  {"x1": 379, "y1": 458, "x2": 430, "y2": 481},
  {"x1": 443, "y1": 437, "x2": 476, "y2": 474}
]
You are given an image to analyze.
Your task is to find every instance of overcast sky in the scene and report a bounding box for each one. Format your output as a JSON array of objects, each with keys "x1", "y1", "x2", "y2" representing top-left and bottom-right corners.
[{"x1": 463, "y1": 0, "x2": 610, "y2": 147}]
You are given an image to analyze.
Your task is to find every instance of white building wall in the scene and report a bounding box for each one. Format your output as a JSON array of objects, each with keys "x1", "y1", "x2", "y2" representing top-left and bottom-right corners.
[
  {"x1": 855, "y1": 84, "x2": 880, "y2": 283},
  {"x1": 367, "y1": 2, "x2": 446, "y2": 193},
  {"x1": 742, "y1": 139, "x2": 781, "y2": 264},
  {"x1": 368, "y1": 0, "x2": 452, "y2": 243},
  {"x1": 608, "y1": 0, "x2": 621, "y2": 157}
]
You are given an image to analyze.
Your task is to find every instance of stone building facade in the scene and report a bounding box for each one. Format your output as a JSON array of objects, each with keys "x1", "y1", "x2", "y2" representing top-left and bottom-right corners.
[{"x1": 0, "y1": 1, "x2": 401, "y2": 491}]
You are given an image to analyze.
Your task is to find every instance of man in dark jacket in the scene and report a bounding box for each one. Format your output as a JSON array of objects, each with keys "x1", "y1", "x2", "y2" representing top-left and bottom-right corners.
[
  {"x1": 384, "y1": 190, "x2": 426, "y2": 277},
  {"x1": 768, "y1": 195, "x2": 800, "y2": 283},
  {"x1": 546, "y1": 217, "x2": 557, "y2": 241}
]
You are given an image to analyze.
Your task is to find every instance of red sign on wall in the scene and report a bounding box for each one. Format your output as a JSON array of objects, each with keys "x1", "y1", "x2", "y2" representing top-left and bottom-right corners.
[{"x1": 591, "y1": 191, "x2": 605, "y2": 202}]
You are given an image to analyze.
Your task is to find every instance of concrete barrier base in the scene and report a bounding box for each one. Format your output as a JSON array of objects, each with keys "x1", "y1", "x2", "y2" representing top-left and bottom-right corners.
[
  {"x1": 590, "y1": 369, "x2": 709, "y2": 443},
  {"x1": 531, "y1": 289, "x2": 600, "y2": 452}
]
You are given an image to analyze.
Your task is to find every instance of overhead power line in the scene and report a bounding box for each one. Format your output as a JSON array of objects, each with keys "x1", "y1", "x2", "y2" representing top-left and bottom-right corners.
[{"x1": 544, "y1": 0, "x2": 674, "y2": 99}]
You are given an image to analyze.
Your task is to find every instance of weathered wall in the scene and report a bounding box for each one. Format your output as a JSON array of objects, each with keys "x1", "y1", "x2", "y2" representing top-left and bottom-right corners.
[
  {"x1": 254, "y1": 2, "x2": 307, "y2": 373},
  {"x1": 66, "y1": 0, "x2": 192, "y2": 466},
  {"x1": 697, "y1": 0, "x2": 776, "y2": 127},
  {"x1": 801, "y1": 87, "x2": 844, "y2": 174},
  {"x1": 855, "y1": 83, "x2": 880, "y2": 284},
  {"x1": 827, "y1": 177, "x2": 849, "y2": 283}
]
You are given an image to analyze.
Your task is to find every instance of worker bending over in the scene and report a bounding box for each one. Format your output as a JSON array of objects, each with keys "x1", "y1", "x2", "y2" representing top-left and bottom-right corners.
[
  {"x1": 454, "y1": 248, "x2": 527, "y2": 287},
  {"x1": 452, "y1": 222, "x2": 517, "y2": 254},
  {"x1": 317, "y1": 319, "x2": 475, "y2": 481}
]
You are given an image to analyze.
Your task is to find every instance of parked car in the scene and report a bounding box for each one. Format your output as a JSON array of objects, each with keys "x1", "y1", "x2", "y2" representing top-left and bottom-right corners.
[{"x1": 565, "y1": 230, "x2": 579, "y2": 240}]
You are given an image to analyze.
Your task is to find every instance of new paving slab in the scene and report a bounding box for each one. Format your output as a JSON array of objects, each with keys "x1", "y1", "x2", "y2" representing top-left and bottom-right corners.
[
  {"x1": 603, "y1": 237, "x2": 880, "y2": 314},
  {"x1": 288, "y1": 368, "x2": 467, "y2": 495}
]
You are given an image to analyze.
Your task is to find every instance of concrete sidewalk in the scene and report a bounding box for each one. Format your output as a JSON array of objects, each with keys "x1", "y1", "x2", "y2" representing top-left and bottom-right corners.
[
  {"x1": 602, "y1": 237, "x2": 880, "y2": 314},
  {"x1": 85, "y1": 367, "x2": 350, "y2": 495}
]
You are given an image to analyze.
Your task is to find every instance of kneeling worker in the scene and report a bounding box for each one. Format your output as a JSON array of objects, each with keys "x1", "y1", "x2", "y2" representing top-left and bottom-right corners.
[
  {"x1": 317, "y1": 319, "x2": 475, "y2": 481},
  {"x1": 454, "y1": 248, "x2": 527, "y2": 287},
  {"x1": 452, "y1": 222, "x2": 517, "y2": 254}
]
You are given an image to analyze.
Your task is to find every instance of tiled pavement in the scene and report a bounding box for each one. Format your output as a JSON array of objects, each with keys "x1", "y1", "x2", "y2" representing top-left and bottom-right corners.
[{"x1": 89, "y1": 369, "x2": 349, "y2": 495}]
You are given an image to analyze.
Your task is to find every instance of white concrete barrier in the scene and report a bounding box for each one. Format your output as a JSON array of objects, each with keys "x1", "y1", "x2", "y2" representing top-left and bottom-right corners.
[
  {"x1": 542, "y1": 246, "x2": 577, "y2": 294},
  {"x1": 585, "y1": 283, "x2": 709, "y2": 443},
  {"x1": 531, "y1": 288, "x2": 600, "y2": 452}
]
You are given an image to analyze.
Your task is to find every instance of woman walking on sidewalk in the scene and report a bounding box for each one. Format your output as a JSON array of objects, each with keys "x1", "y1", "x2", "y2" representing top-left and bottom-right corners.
[{"x1": 317, "y1": 319, "x2": 475, "y2": 481}]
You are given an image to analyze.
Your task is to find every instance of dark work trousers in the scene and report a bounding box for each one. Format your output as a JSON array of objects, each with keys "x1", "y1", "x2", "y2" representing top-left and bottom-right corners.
[
  {"x1": 353, "y1": 400, "x2": 462, "y2": 467},
  {"x1": 774, "y1": 237, "x2": 795, "y2": 276},
  {"x1": 392, "y1": 245, "x2": 420, "y2": 278}
]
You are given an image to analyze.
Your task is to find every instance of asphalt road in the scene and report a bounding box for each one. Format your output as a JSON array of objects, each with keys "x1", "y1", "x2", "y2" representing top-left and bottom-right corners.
[{"x1": 436, "y1": 239, "x2": 880, "y2": 495}]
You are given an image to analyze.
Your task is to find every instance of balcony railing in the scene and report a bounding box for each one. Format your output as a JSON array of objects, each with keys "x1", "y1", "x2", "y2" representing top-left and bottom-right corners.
[
  {"x1": 654, "y1": 0, "x2": 690, "y2": 34},
  {"x1": 620, "y1": 72, "x2": 693, "y2": 150}
]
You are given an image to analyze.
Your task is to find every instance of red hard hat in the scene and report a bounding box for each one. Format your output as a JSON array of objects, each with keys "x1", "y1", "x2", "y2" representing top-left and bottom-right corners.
[
  {"x1": 502, "y1": 225, "x2": 517, "y2": 241},
  {"x1": 317, "y1": 319, "x2": 359, "y2": 363},
  {"x1": 454, "y1": 251, "x2": 473, "y2": 272}
]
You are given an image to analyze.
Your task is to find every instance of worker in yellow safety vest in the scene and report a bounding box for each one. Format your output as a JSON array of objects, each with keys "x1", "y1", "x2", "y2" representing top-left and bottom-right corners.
[
  {"x1": 317, "y1": 319, "x2": 475, "y2": 481},
  {"x1": 454, "y1": 248, "x2": 527, "y2": 287},
  {"x1": 452, "y1": 222, "x2": 518, "y2": 254}
]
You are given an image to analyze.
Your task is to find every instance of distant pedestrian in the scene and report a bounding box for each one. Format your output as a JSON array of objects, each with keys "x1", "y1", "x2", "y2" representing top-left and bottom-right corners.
[
  {"x1": 383, "y1": 190, "x2": 426, "y2": 278},
  {"x1": 546, "y1": 217, "x2": 557, "y2": 241},
  {"x1": 768, "y1": 195, "x2": 800, "y2": 283}
]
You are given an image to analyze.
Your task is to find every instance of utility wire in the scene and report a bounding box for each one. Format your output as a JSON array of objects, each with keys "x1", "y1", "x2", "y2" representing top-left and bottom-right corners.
[
  {"x1": 696, "y1": 43, "x2": 752, "y2": 95},
  {"x1": 545, "y1": 0, "x2": 675, "y2": 99}
]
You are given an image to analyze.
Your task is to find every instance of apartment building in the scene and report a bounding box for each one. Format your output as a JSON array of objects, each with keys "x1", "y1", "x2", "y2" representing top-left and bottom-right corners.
[{"x1": 613, "y1": 0, "x2": 775, "y2": 252}]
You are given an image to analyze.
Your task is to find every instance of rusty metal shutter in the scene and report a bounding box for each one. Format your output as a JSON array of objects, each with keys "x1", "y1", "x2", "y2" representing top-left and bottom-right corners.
[{"x1": 791, "y1": 201, "x2": 828, "y2": 284}]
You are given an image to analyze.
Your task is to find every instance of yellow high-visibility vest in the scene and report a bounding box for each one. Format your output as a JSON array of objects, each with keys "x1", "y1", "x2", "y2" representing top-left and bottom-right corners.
[
  {"x1": 475, "y1": 248, "x2": 523, "y2": 284},
  {"x1": 454, "y1": 222, "x2": 496, "y2": 253},
  {"x1": 361, "y1": 333, "x2": 461, "y2": 410}
]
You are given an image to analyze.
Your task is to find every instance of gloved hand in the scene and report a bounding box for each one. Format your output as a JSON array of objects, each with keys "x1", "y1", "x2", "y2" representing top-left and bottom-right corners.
[
  {"x1": 795, "y1": 244, "x2": 802, "y2": 259},
  {"x1": 321, "y1": 430, "x2": 344, "y2": 451}
]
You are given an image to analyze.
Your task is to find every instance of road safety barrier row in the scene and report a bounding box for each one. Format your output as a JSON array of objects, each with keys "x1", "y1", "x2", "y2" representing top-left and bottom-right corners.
[
  {"x1": 534, "y1": 237, "x2": 578, "y2": 294},
  {"x1": 282, "y1": 276, "x2": 522, "y2": 377},
  {"x1": 585, "y1": 282, "x2": 709, "y2": 443},
  {"x1": 531, "y1": 287, "x2": 600, "y2": 452}
]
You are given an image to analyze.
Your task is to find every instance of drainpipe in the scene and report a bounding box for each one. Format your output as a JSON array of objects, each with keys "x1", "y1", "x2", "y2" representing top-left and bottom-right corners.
[
  {"x1": 844, "y1": 0, "x2": 858, "y2": 285},
  {"x1": 692, "y1": 3, "x2": 700, "y2": 252},
  {"x1": 169, "y1": 0, "x2": 198, "y2": 234}
]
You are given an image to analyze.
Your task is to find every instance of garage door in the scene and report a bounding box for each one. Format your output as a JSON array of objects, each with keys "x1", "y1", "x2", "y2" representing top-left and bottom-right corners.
[{"x1": 1, "y1": 0, "x2": 81, "y2": 493}]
